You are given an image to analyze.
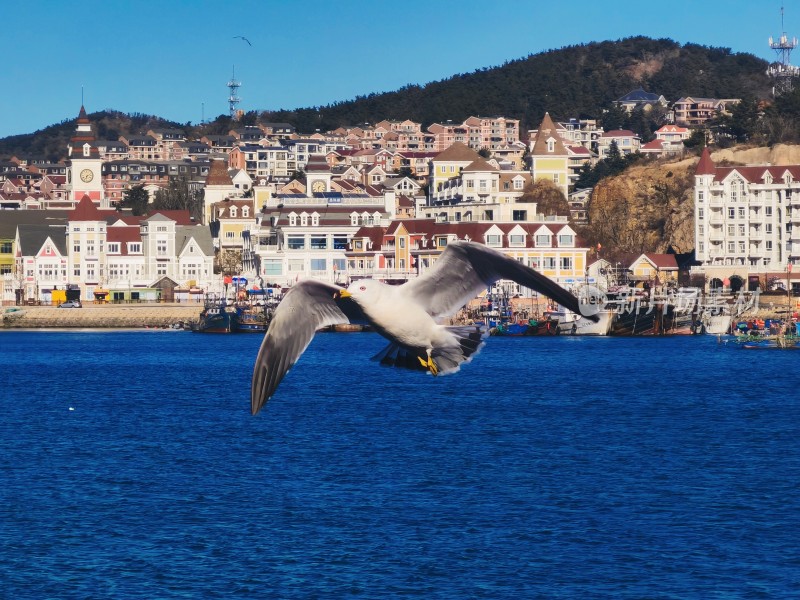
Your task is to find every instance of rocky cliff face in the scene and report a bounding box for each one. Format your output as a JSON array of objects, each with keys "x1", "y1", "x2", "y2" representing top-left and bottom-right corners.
[{"x1": 586, "y1": 144, "x2": 800, "y2": 256}]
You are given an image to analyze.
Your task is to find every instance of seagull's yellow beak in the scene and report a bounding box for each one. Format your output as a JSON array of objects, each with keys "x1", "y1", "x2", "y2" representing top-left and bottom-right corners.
[{"x1": 336, "y1": 289, "x2": 352, "y2": 299}]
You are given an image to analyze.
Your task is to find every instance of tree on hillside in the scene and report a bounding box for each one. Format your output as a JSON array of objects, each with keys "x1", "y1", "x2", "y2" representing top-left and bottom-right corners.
[
  {"x1": 707, "y1": 96, "x2": 762, "y2": 145},
  {"x1": 118, "y1": 185, "x2": 149, "y2": 215},
  {"x1": 518, "y1": 179, "x2": 570, "y2": 218}
]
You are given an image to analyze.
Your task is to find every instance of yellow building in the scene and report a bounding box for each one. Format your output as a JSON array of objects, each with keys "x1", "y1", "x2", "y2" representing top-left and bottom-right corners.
[{"x1": 529, "y1": 112, "x2": 570, "y2": 198}]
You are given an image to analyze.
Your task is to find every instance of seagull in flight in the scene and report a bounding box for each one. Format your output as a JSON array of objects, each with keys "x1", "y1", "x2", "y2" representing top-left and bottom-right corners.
[
  {"x1": 250, "y1": 241, "x2": 596, "y2": 415},
  {"x1": 233, "y1": 35, "x2": 252, "y2": 46}
]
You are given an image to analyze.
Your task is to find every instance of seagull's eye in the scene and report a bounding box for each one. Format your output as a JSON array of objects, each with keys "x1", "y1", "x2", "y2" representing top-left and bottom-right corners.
[{"x1": 359, "y1": 286, "x2": 366, "y2": 291}]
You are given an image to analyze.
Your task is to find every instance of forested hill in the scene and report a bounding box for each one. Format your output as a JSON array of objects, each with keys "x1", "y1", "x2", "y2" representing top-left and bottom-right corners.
[
  {"x1": 1, "y1": 36, "x2": 771, "y2": 159},
  {"x1": 265, "y1": 37, "x2": 771, "y2": 133}
]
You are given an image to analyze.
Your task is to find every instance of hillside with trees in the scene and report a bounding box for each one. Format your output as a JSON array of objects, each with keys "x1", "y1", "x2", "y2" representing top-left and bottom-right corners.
[{"x1": 0, "y1": 37, "x2": 773, "y2": 159}]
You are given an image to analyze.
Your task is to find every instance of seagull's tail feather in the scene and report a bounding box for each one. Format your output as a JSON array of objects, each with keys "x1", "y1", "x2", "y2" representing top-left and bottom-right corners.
[
  {"x1": 371, "y1": 343, "x2": 428, "y2": 371},
  {"x1": 432, "y1": 325, "x2": 490, "y2": 374}
]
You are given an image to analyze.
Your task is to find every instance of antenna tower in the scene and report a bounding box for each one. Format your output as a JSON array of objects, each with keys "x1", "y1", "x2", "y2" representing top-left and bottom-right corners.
[
  {"x1": 768, "y1": 6, "x2": 800, "y2": 95},
  {"x1": 227, "y1": 65, "x2": 241, "y2": 118}
]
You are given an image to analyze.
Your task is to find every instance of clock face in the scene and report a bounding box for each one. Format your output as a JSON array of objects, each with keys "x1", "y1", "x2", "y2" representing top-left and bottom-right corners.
[
  {"x1": 311, "y1": 180, "x2": 326, "y2": 193},
  {"x1": 80, "y1": 169, "x2": 94, "y2": 183}
]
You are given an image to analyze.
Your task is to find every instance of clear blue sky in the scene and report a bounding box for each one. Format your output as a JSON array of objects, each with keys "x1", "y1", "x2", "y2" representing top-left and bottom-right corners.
[{"x1": 0, "y1": 0, "x2": 792, "y2": 139}]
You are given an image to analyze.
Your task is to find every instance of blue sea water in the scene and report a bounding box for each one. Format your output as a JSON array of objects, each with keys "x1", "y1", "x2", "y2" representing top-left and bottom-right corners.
[{"x1": 1, "y1": 330, "x2": 799, "y2": 599}]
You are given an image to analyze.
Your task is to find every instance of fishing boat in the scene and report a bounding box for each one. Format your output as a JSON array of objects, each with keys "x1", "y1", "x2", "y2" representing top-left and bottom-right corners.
[
  {"x1": 192, "y1": 294, "x2": 234, "y2": 333},
  {"x1": 232, "y1": 301, "x2": 273, "y2": 333},
  {"x1": 546, "y1": 307, "x2": 615, "y2": 335}
]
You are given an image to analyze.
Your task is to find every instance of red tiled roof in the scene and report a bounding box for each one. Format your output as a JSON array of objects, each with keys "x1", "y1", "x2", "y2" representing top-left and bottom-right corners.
[
  {"x1": 695, "y1": 147, "x2": 715, "y2": 175},
  {"x1": 643, "y1": 253, "x2": 679, "y2": 269},
  {"x1": 205, "y1": 159, "x2": 233, "y2": 185}
]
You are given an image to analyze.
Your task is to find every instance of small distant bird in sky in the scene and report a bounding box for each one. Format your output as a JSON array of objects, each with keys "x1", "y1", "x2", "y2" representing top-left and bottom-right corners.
[{"x1": 233, "y1": 35, "x2": 252, "y2": 46}]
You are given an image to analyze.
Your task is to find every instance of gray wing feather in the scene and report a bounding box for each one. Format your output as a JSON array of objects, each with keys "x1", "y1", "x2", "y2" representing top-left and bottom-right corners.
[
  {"x1": 251, "y1": 280, "x2": 360, "y2": 415},
  {"x1": 400, "y1": 240, "x2": 591, "y2": 319}
]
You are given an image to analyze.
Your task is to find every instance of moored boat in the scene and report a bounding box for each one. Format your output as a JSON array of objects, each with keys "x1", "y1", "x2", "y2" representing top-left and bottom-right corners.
[{"x1": 192, "y1": 294, "x2": 234, "y2": 333}]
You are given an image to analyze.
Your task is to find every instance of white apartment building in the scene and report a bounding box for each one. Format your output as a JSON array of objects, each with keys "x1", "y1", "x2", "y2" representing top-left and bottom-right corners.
[{"x1": 694, "y1": 148, "x2": 800, "y2": 291}]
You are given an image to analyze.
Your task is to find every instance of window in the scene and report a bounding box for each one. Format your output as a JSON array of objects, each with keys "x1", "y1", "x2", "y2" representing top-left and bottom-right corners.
[
  {"x1": 727, "y1": 242, "x2": 735, "y2": 253},
  {"x1": 157, "y1": 240, "x2": 168, "y2": 256},
  {"x1": 514, "y1": 179, "x2": 523, "y2": 190},
  {"x1": 333, "y1": 235, "x2": 348, "y2": 250},
  {"x1": 512, "y1": 210, "x2": 527, "y2": 221},
  {"x1": 0, "y1": 242, "x2": 12, "y2": 254},
  {"x1": 559, "y1": 257, "x2": 573, "y2": 270},
  {"x1": 287, "y1": 235, "x2": 305, "y2": 250},
  {"x1": 738, "y1": 241, "x2": 745, "y2": 253},
  {"x1": 485, "y1": 234, "x2": 501, "y2": 246},
  {"x1": 509, "y1": 234, "x2": 525, "y2": 247},
  {"x1": 698, "y1": 190, "x2": 704, "y2": 201},
  {"x1": 766, "y1": 223, "x2": 773, "y2": 234},
  {"x1": 728, "y1": 208, "x2": 736, "y2": 219},
  {"x1": 437, "y1": 237, "x2": 448, "y2": 248},
  {"x1": 535, "y1": 234, "x2": 551, "y2": 246},
  {"x1": 107, "y1": 243, "x2": 120, "y2": 253},
  {"x1": 558, "y1": 234, "x2": 574, "y2": 246},
  {"x1": 766, "y1": 206, "x2": 773, "y2": 217},
  {"x1": 332, "y1": 258, "x2": 346, "y2": 271},
  {"x1": 399, "y1": 238, "x2": 406, "y2": 248},
  {"x1": 727, "y1": 225, "x2": 735, "y2": 236},
  {"x1": 310, "y1": 258, "x2": 326, "y2": 271},
  {"x1": 288, "y1": 259, "x2": 304, "y2": 272},
  {"x1": 766, "y1": 240, "x2": 773, "y2": 251},
  {"x1": 542, "y1": 257, "x2": 556, "y2": 270},
  {"x1": 738, "y1": 207, "x2": 745, "y2": 218},
  {"x1": 310, "y1": 236, "x2": 327, "y2": 250},
  {"x1": 129, "y1": 243, "x2": 141, "y2": 254},
  {"x1": 264, "y1": 259, "x2": 282, "y2": 276},
  {"x1": 73, "y1": 242, "x2": 80, "y2": 253}
]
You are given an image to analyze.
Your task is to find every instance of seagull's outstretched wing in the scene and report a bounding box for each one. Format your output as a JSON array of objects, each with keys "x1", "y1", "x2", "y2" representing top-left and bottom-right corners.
[
  {"x1": 401, "y1": 240, "x2": 593, "y2": 320},
  {"x1": 251, "y1": 280, "x2": 364, "y2": 415}
]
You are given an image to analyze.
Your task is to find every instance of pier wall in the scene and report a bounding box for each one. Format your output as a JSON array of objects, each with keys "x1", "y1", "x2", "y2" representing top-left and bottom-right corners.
[{"x1": 2, "y1": 304, "x2": 200, "y2": 329}]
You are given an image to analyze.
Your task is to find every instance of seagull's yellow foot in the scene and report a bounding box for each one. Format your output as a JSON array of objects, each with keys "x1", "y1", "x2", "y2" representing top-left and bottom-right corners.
[{"x1": 417, "y1": 354, "x2": 439, "y2": 375}]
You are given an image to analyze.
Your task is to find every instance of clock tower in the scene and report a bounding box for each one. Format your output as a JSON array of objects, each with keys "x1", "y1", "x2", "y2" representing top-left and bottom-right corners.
[
  {"x1": 66, "y1": 105, "x2": 104, "y2": 204},
  {"x1": 305, "y1": 154, "x2": 332, "y2": 195}
]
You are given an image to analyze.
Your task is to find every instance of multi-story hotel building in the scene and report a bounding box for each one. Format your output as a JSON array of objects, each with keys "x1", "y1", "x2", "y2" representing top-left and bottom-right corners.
[{"x1": 694, "y1": 148, "x2": 800, "y2": 292}]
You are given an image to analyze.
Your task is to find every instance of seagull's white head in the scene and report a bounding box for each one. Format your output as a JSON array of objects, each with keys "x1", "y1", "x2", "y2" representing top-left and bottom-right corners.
[{"x1": 339, "y1": 279, "x2": 390, "y2": 305}]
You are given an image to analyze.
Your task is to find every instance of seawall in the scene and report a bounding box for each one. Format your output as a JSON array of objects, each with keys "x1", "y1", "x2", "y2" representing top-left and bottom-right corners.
[{"x1": 2, "y1": 304, "x2": 201, "y2": 329}]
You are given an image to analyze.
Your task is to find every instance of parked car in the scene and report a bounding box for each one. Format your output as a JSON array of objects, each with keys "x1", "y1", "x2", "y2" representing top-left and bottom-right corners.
[{"x1": 58, "y1": 300, "x2": 82, "y2": 308}]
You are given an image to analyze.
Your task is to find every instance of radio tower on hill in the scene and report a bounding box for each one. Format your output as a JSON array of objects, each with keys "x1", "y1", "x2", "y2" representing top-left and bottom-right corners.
[
  {"x1": 768, "y1": 5, "x2": 800, "y2": 95},
  {"x1": 227, "y1": 65, "x2": 241, "y2": 118}
]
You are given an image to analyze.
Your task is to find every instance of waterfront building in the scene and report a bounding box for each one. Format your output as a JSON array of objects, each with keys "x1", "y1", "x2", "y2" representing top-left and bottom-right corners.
[
  {"x1": 344, "y1": 218, "x2": 588, "y2": 292},
  {"x1": 59, "y1": 196, "x2": 214, "y2": 302},
  {"x1": 693, "y1": 148, "x2": 800, "y2": 293},
  {"x1": 247, "y1": 168, "x2": 396, "y2": 286}
]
